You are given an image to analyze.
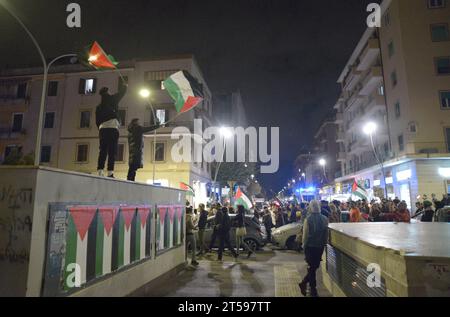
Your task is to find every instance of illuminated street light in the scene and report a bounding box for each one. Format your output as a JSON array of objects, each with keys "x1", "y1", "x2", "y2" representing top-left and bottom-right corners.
[
  {"x1": 139, "y1": 88, "x2": 157, "y2": 183},
  {"x1": 319, "y1": 158, "x2": 326, "y2": 167},
  {"x1": 363, "y1": 122, "x2": 377, "y2": 135},
  {"x1": 139, "y1": 88, "x2": 151, "y2": 99},
  {"x1": 220, "y1": 127, "x2": 233, "y2": 139}
]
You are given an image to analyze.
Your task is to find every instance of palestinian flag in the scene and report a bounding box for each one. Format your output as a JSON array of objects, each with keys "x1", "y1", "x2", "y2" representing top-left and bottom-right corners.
[
  {"x1": 180, "y1": 182, "x2": 195, "y2": 196},
  {"x1": 163, "y1": 71, "x2": 204, "y2": 114},
  {"x1": 156, "y1": 205, "x2": 185, "y2": 253},
  {"x1": 234, "y1": 187, "x2": 253, "y2": 210},
  {"x1": 86, "y1": 41, "x2": 118, "y2": 70},
  {"x1": 352, "y1": 180, "x2": 368, "y2": 200}
]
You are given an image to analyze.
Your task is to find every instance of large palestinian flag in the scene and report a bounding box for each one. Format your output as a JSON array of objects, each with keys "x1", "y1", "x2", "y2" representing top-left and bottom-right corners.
[
  {"x1": 352, "y1": 180, "x2": 368, "y2": 200},
  {"x1": 163, "y1": 71, "x2": 204, "y2": 114},
  {"x1": 63, "y1": 205, "x2": 152, "y2": 290},
  {"x1": 86, "y1": 41, "x2": 118, "y2": 70},
  {"x1": 234, "y1": 187, "x2": 253, "y2": 210}
]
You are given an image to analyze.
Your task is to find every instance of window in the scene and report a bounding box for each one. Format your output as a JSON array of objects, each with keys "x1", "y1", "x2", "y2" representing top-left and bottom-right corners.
[
  {"x1": 398, "y1": 135, "x2": 404, "y2": 152},
  {"x1": 446, "y1": 128, "x2": 450, "y2": 152},
  {"x1": 16, "y1": 83, "x2": 27, "y2": 99},
  {"x1": 431, "y1": 24, "x2": 449, "y2": 42},
  {"x1": 12, "y1": 113, "x2": 23, "y2": 132},
  {"x1": 388, "y1": 41, "x2": 395, "y2": 58},
  {"x1": 147, "y1": 80, "x2": 163, "y2": 91},
  {"x1": 440, "y1": 91, "x2": 450, "y2": 108},
  {"x1": 44, "y1": 112, "x2": 55, "y2": 129},
  {"x1": 395, "y1": 101, "x2": 401, "y2": 118},
  {"x1": 118, "y1": 109, "x2": 126, "y2": 127},
  {"x1": 48, "y1": 81, "x2": 58, "y2": 96},
  {"x1": 40, "y1": 146, "x2": 51, "y2": 163},
  {"x1": 76, "y1": 144, "x2": 89, "y2": 162},
  {"x1": 154, "y1": 142, "x2": 165, "y2": 162},
  {"x1": 391, "y1": 71, "x2": 398, "y2": 87},
  {"x1": 383, "y1": 11, "x2": 391, "y2": 27},
  {"x1": 378, "y1": 85, "x2": 385, "y2": 96},
  {"x1": 156, "y1": 109, "x2": 169, "y2": 124},
  {"x1": 79, "y1": 111, "x2": 91, "y2": 128},
  {"x1": 435, "y1": 57, "x2": 450, "y2": 75},
  {"x1": 78, "y1": 78, "x2": 97, "y2": 95},
  {"x1": 116, "y1": 144, "x2": 125, "y2": 162},
  {"x1": 409, "y1": 122, "x2": 417, "y2": 133},
  {"x1": 4, "y1": 145, "x2": 22, "y2": 160},
  {"x1": 428, "y1": 0, "x2": 445, "y2": 9}
]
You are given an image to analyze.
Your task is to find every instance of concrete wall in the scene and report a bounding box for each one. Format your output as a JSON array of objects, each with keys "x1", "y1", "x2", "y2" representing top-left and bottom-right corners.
[{"x1": 0, "y1": 166, "x2": 186, "y2": 297}]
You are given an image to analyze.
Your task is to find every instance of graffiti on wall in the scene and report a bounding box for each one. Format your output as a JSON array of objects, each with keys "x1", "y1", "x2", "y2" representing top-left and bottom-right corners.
[
  {"x1": 156, "y1": 205, "x2": 185, "y2": 254},
  {"x1": 42, "y1": 202, "x2": 154, "y2": 297}
]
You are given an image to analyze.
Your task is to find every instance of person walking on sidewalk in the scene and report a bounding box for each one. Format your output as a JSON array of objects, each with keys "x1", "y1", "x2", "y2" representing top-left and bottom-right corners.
[
  {"x1": 217, "y1": 207, "x2": 238, "y2": 261},
  {"x1": 235, "y1": 205, "x2": 254, "y2": 259},
  {"x1": 299, "y1": 200, "x2": 329, "y2": 297},
  {"x1": 208, "y1": 203, "x2": 223, "y2": 252},
  {"x1": 96, "y1": 82, "x2": 127, "y2": 178},
  {"x1": 197, "y1": 203, "x2": 209, "y2": 256},
  {"x1": 186, "y1": 207, "x2": 199, "y2": 266},
  {"x1": 127, "y1": 118, "x2": 160, "y2": 181},
  {"x1": 263, "y1": 207, "x2": 274, "y2": 243}
]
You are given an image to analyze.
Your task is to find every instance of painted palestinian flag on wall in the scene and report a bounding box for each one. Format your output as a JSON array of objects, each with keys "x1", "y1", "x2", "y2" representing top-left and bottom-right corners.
[
  {"x1": 352, "y1": 180, "x2": 368, "y2": 200},
  {"x1": 234, "y1": 187, "x2": 253, "y2": 210},
  {"x1": 180, "y1": 182, "x2": 195, "y2": 196},
  {"x1": 85, "y1": 41, "x2": 118, "y2": 70},
  {"x1": 163, "y1": 71, "x2": 204, "y2": 114},
  {"x1": 63, "y1": 205, "x2": 152, "y2": 291},
  {"x1": 156, "y1": 205, "x2": 185, "y2": 254}
]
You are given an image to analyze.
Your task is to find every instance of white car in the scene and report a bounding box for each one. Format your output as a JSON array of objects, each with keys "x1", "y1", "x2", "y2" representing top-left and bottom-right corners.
[{"x1": 271, "y1": 222, "x2": 303, "y2": 250}]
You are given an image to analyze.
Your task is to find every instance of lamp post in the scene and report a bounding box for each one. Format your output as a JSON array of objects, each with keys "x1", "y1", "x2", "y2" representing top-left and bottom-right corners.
[
  {"x1": 363, "y1": 122, "x2": 388, "y2": 198},
  {"x1": 211, "y1": 127, "x2": 233, "y2": 203},
  {"x1": 139, "y1": 88, "x2": 158, "y2": 184},
  {"x1": 319, "y1": 158, "x2": 327, "y2": 182}
]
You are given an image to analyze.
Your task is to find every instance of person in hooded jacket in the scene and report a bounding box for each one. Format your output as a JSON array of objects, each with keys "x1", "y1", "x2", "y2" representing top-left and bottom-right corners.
[
  {"x1": 96, "y1": 83, "x2": 127, "y2": 178},
  {"x1": 126, "y1": 118, "x2": 160, "y2": 181}
]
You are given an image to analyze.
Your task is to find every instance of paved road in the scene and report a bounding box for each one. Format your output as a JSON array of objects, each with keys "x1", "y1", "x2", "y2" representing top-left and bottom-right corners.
[{"x1": 143, "y1": 246, "x2": 331, "y2": 297}]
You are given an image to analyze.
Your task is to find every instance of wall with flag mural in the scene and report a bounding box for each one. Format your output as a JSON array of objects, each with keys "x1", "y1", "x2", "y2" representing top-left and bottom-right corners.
[{"x1": 0, "y1": 167, "x2": 186, "y2": 297}]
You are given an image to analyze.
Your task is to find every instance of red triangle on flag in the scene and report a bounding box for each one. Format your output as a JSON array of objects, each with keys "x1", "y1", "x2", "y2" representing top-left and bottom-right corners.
[
  {"x1": 88, "y1": 41, "x2": 117, "y2": 70},
  {"x1": 138, "y1": 206, "x2": 150, "y2": 228},
  {"x1": 69, "y1": 206, "x2": 97, "y2": 241},
  {"x1": 176, "y1": 206, "x2": 184, "y2": 222},
  {"x1": 158, "y1": 206, "x2": 168, "y2": 225},
  {"x1": 98, "y1": 206, "x2": 119, "y2": 236},
  {"x1": 121, "y1": 206, "x2": 136, "y2": 231},
  {"x1": 168, "y1": 207, "x2": 176, "y2": 224},
  {"x1": 235, "y1": 187, "x2": 243, "y2": 200},
  {"x1": 180, "y1": 96, "x2": 203, "y2": 113}
]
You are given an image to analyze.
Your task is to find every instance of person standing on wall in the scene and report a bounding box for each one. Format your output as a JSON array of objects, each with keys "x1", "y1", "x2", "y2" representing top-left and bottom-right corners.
[
  {"x1": 96, "y1": 81, "x2": 128, "y2": 178},
  {"x1": 299, "y1": 200, "x2": 329, "y2": 297},
  {"x1": 127, "y1": 117, "x2": 160, "y2": 181}
]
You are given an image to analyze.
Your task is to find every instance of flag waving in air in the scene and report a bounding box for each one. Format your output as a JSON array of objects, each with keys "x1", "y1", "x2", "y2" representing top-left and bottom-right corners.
[
  {"x1": 163, "y1": 71, "x2": 204, "y2": 114},
  {"x1": 234, "y1": 187, "x2": 253, "y2": 210},
  {"x1": 352, "y1": 180, "x2": 368, "y2": 200},
  {"x1": 86, "y1": 41, "x2": 119, "y2": 70},
  {"x1": 180, "y1": 182, "x2": 195, "y2": 196}
]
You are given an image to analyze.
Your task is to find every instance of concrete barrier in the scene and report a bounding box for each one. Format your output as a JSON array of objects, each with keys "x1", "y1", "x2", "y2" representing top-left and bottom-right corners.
[{"x1": 0, "y1": 166, "x2": 186, "y2": 297}]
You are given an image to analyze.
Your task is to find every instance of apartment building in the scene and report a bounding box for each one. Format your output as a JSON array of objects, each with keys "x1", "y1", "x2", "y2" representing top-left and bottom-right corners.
[
  {"x1": 0, "y1": 56, "x2": 213, "y2": 205},
  {"x1": 334, "y1": 0, "x2": 450, "y2": 209}
]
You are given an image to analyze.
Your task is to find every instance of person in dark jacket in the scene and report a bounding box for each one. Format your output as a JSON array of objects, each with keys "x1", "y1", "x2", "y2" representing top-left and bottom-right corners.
[
  {"x1": 217, "y1": 207, "x2": 238, "y2": 261},
  {"x1": 299, "y1": 200, "x2": 329, "y2": 297},
  {"x1": 96, "y1": 83, "x2": 127, "y2": 178},
  {"x1": 421, "y1": 201, "x2": 435, "y2": 222},
  {"x1": 208, "y1": 203, "x2": 223, "y2": 251},
  {"x1": 126, "y1": 118, "x2": 160, "y2": 181},
  {"x1": 197, "y1": 204, "x2": 209, "y2": 255},
  {"x1": 235, "y1": 205, "x2": 254, "y2": 258},
  {"x1": 263, "y1": 207, "x2": 274, "y2": 243}
]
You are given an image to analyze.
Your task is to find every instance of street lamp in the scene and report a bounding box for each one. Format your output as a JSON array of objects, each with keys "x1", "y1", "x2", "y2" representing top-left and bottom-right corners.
[
  {"x1": 319, "y1": 158, "x2": 327, "y2": 181},
  {"x1": 139, "y1": 88, "x2": 158, "y2": 185},
  {"x1": 212, "y1": 127, "x2": 233, "y2": 203},
  {"x1": 363, "y1": 122, "x2": 388, "y2": 198}
]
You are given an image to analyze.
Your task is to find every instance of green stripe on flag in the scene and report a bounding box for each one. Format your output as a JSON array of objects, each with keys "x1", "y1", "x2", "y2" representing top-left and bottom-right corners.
[
  {"x1": 64, "y1": 215, "x2": 77, "y2": 291},
  {"x1": 95, "y1": 218, "x2": 104, "y2": 277},
  {"x1": 118, "y1": 214, "x2": 124, "y2": 268},
  {"x1": 164, "y1": 77, "x2": 184, "y2": 112},
  {"x1": 135, "y1": 216, "x2": 141, "y2": 261}
]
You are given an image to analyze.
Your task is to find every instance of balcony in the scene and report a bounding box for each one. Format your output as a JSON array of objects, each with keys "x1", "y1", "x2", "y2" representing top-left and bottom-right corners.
[
  {"x1": 345, "y1": 92, "x2": 364, "y2": 111},
  {"x1": 343, "y1": 66, "x2": 362, "y2": 92},
  {"x1": 335, "y1": 112, "x2": 344, "y2": 124},
  {"x1": 0, "y1": 127, "x2": 26, "y2": 139},
  {"x1": 356, "y1": 39, "x2": 380, "y2": 72},
  {"x1": 337, "y1": 152, "x2": 346, "y2": 162},
  {"x1": 349, "y1": 138, "x2": 369, "y2": 155},
  {"x1": 336, "y1": 132, "x2": 345, "y2": 143},
  {"x1": 362, "y1": 94, "x2": 386, "y2": 120},
  {"x1": 360, "y1": 66, "x2": 383, "y2": 95}
]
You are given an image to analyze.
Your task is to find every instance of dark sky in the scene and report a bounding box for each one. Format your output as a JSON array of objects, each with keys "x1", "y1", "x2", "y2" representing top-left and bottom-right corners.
[{"x1": 0, "y1": 0, "x2": 376, "y2": 192}]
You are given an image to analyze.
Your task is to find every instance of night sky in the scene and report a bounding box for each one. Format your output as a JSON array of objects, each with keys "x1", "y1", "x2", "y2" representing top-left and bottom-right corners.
[{"x1": 0, "y1": 0, "x2": 376, "y2": 192}]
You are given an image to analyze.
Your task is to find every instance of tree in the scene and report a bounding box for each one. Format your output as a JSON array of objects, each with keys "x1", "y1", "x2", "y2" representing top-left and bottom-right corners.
[{"x1": 215, "y1": 162, "x2": 258, "y2": 186}]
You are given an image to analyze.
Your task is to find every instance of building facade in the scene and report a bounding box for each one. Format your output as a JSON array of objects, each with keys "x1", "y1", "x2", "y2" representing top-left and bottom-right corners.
[
  {"x1": 0, "y1": 56, "x2": 214, "y2": 206},
  {"x1": 334, "y1": 0, "x2": 450, "y2": 209}
]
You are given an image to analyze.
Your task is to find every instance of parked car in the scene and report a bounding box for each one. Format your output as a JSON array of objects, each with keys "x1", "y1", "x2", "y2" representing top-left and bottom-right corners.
[
  {"x1": 203, "y1": 215, "x2": 265, "y2": 251},
  {"x1": 271, "y1": 222, "x2": 303, "y2": 250}
]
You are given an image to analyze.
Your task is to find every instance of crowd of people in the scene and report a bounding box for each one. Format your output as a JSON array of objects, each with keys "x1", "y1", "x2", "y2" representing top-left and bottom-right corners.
[{"x1": 185, "y1": 202, "x2": 255, "y2": 267}]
